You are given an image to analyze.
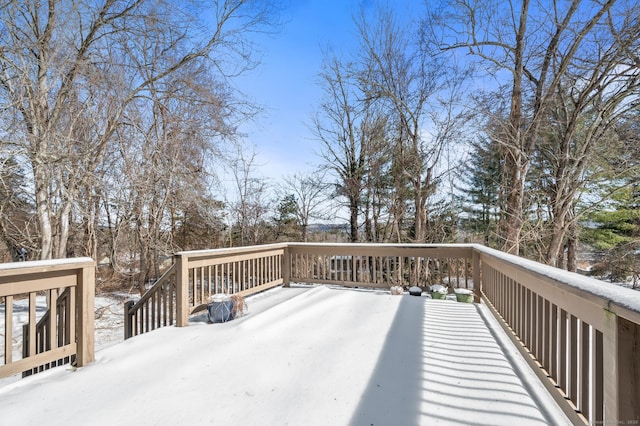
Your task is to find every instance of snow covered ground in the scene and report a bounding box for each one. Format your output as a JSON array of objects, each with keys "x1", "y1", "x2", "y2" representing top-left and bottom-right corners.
[{"x1": 0, "y1": 285, "x2": 570, "y2": 425}]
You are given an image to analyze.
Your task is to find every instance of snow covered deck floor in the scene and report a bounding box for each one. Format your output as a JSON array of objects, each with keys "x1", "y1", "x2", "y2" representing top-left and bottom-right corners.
[{"x1": 0, "y1": 285, "x2": 570, "y2": 425}]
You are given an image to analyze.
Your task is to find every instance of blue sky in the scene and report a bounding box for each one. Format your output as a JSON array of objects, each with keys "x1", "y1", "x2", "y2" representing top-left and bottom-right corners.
[{"x1": 233, "y1": 0, "x2": 423, "y2": 184}]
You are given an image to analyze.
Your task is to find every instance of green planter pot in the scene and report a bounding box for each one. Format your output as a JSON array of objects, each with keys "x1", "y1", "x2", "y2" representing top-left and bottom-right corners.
[
  {"x1": 430, "y1": 292, "x2": 447, "y2": 300},
  {"x1": 455, "y1": 292, "x2": 474, "y2": 303}
]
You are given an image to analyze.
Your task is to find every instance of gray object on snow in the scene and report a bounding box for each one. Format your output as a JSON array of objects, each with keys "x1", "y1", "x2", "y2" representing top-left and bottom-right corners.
[{"x1": 409, "y1": 286, "x2": 422, "y2": 296}]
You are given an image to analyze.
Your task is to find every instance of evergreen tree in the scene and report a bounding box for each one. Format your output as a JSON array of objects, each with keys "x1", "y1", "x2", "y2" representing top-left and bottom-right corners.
[
  {"x1": 274, "y1": 194, "x2": 299, "y2": 241},
  {"x1": 459, "y1": 138, "x2": 503, "y2": 246},
  {"x1": 0, "y1": 157, "x2": 35, "y2": 260},
  {"x1": 582, "y1": 184, "x2": 640, "y2": 287}
]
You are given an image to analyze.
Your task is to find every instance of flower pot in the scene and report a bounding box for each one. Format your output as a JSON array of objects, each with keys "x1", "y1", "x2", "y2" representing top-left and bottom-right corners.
[
  {"x1": 208, "y1": 299, "x2": 234, "y2": 323},
  {"x1": 430, "y1": 284, "x2": 448, "y2": 300},
  {"x1": 455, "y1": 291, "x2": 474, "y2": 303},
  {"x1": 409, "y1": 286, "x2": 422, "y2": 296},
  {"x1": 430, "y1": 291, "x2": 447, "y2": 300},
  {"x1": 390, "y1": 285, "x2": 403, "y2": 295}
]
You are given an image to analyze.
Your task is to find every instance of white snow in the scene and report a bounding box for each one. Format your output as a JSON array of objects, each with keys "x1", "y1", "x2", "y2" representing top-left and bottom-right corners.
[
  {"x1": 476, "y1": 244, "x2": 640, "y2": 316},
  {"x1": 0, "y1": 257, "x2": 94, "y2": 271},
  {"x1": 0, "y1": 285, "x2": 570, "y2": 425},
  {"x1": 430, "y1": 284, "x2": 448, "y2": 293}
]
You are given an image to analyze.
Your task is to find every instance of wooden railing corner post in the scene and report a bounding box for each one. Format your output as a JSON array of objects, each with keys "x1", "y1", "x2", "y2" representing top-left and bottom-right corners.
[
  {"x1": 176, "y1": 254, "x2": 189, "y2": 327},
  {"x1": 76, "y1": 262, "x2": 95, "y2": 366},
  {"x1": 283, "y1": 245, "x2": 291, "y2": 288},
  {"x1": 472, "y1": 248, "x2": 482, "y2": 303}
]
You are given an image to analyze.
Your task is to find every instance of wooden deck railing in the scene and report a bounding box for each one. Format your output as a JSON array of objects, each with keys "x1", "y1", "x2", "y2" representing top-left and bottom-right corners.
[
  {"x1": 4, "y1": 243, "x2": 638, "y2": 425},
  {"x1": 22, "y1": 287, "x2": 73, "y2": 377},
  {"x1": 174, "y1": 244, "x2": 286, "y2": 326},
  {"x1": 0, "y1": 258, "x2": 95, "y2": 380},
  {"x1": 286, "y1": 243, "x2": 478, "y2": 293},
  {"x1": 124, "y1": 263, "x2": 178, "y2": 339},
  {"x1": 125, "y1": 244, "x2": 287, "y2": 336},
  {"x1": 476, "y1": 245, "x2": 640, "y2": 425}
]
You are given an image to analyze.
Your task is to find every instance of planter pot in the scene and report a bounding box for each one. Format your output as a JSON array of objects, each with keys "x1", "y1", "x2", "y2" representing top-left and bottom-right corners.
[
  {"x1": 409, "y1": 286, "x2": 422, "y2": 296},
  {"x1": 390, "y1": 286, "x2": 403, "y2": 295},
  {"x1": 455, "y1": 292, "x2": 474, "y2": 303},
  {"x1": 430, "y1": 292, "x2": 447, "y2": 300},
  {"x1": 208, "y1": 300, "x2": 234, "y2": 323}
]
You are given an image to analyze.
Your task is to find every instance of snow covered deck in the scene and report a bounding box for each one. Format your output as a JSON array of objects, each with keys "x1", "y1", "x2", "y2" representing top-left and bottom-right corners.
[{"x1": 0, "y1": 285, "x2": 570, "y2": 425}]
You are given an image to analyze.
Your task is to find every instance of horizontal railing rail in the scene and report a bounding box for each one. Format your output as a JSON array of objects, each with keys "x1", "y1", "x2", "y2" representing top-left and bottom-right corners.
[
  {"x1": 476, "y1": 245, "x2": 640, "y2": 425},
  {"x1": 286, "y1": 243, "x2": 478, "y2": 294},
  {"x1": 0, "y1": 258, "x2": 95, "y2": 380}
]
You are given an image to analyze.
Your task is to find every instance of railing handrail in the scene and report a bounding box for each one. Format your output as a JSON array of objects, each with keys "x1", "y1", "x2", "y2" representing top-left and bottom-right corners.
[
  {"x1": 472, "y1": 244, "x2": 640, "y2": 323},
  {"x1": 174, "y1": 244, "x2": 287, "y2": 326},
  {"x1": 124, "y1": 262, "x2": 178, "y2": 340},
  {"x1": 285, "y1": 242, "x2": 477, "y2": 288},
  {"x1": 127, "y1": 262, "x2": 177, "y2": 314},
  {"x1": 0, "y1": 257, "x2": 95, "y2": 275},
  {"x1": 174, "y1": 242, "x2": 288, "y2": 258}
]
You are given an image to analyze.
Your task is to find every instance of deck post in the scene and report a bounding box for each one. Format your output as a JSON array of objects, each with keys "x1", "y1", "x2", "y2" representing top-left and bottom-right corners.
[
  {"x1": 283, "y1": 245, "x2": 290, "y2": 288},
  {"x1": 76, "y1": 262, "x2": 95, "y2": 366},
  {"x1": 176, "y1": 254, "x2": 189, "y2": 327},
  {"x1": 617, "y1": 316, "x2": 640, "y2": 422},
  {"x1": 472, "y1": 248, "x2": 481, "y2": 303}
]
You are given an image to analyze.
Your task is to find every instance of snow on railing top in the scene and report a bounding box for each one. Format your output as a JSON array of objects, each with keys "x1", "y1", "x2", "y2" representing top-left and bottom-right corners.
[
  {"x1": 475, "y1": 244, "x2": 640, "y2": 321},
  {"x1": 0, "y1": 257, "x2": 94, "y2": 273}
]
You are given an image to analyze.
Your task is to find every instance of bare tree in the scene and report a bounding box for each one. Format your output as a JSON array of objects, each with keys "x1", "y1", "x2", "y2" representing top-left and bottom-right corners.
[
  {"x1": 433, "y1": 0, "x2": 638, "y2": 255},
  {"x1": 313, "y1": 5, "x2": 468, "y2": 244},
  {"x1": 279, "y1": 170, "x2": 331, "y2": 242},
  {"x1": 90, "y1": 55, "x2": 237, "y2": 291},
  {"x1": 313, "y1": 53, "x2": 372, "y2": 242},
  {"x1": 227, "y1": 144, "x2": 271, "y2": 246},
  {"x1": 538, "y1": 40, "x2": 640, "y2": 268},
  {"x1": 357, "y1": 5, "x2": 466, "y2": 243},
  {"x1": 0, "y1": 0, "x2": 279, "y2": 259}
]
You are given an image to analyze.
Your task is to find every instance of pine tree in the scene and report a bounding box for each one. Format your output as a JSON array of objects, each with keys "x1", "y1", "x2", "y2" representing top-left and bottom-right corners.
[
  {"x1": 0, "y1": 157, "x2": 35, "y2": 260},
  {"x1": 459, "y1": 138, "x2": 503, "y2": 246},
  {"x1": 582, "y1": 184, "x2": 640, "y2": 287},
  {"x1": 274, "y1": 194, "x2": 299, "y2": 241}
]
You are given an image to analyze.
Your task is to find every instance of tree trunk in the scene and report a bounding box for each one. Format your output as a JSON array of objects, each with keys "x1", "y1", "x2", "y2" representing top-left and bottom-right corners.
[
  {"x1": 500, "y1": 152, "x2": 527, "y2": 254},
  {"x1": 55, "y1": 200, "x2": 73, "y2": 259},
  {"x1": 34, "y1": 164, "x2": 53, "y2": 260},
  {"x1": 498, "y1": 0, "x2": 529, "y2": 255},
  {"x1": 546, "y1": 226, "x2": 565, "y2": 268},
  {"x1": 349, "y1": 195, "x2": 359, "y2": 242},
  {"x1": 364, "y1": 190, "x2": 373, "y2": 242},
  {"x1": 566, "y1": 211, "x2": 577, "y2": 272},
  {"x1": 413, "y1": 188, "x2": 425, "y2": 243},
  {"x1": 546, "y1": 203, "x2": 568, "y2": 267},
  {"x1": 137, "y1": 218, "x2": 148, "y2": 296}
]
